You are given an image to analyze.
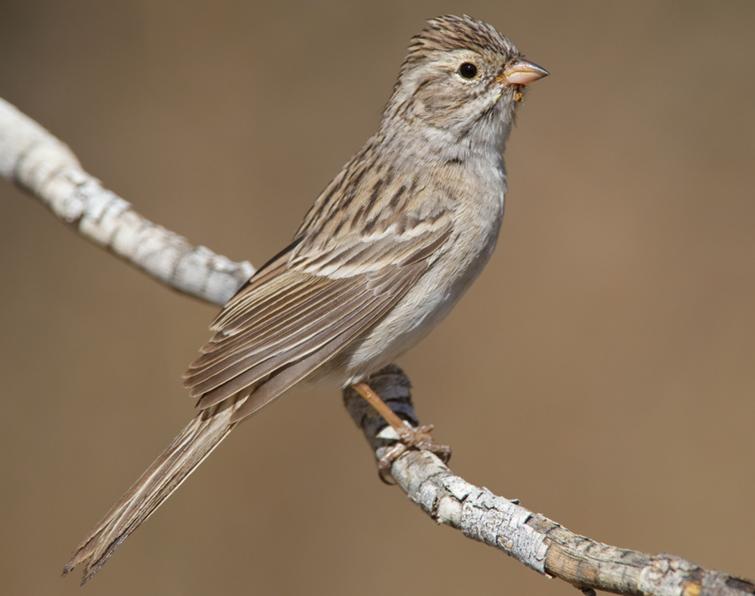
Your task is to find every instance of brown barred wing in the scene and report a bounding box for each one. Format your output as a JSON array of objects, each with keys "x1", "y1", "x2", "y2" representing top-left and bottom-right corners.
[{"x1": 183, "y1": 262, "x2": 427, "y2": 423}]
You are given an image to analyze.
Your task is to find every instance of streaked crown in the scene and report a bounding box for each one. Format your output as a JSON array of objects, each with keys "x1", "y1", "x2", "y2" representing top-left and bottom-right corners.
[{"x1": 403, "y1": 14, "x2": 518, "y2": 70}]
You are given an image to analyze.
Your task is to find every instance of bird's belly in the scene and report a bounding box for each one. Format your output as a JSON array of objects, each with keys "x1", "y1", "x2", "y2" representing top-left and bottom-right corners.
[{"x1": 340, "y1": 212, "x2": 503, "y2": 384}]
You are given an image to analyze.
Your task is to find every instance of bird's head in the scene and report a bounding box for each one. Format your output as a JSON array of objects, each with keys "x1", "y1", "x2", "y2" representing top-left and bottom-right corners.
[{"x1": 384, "y1": 15, "x2": 548, "y2": 154}]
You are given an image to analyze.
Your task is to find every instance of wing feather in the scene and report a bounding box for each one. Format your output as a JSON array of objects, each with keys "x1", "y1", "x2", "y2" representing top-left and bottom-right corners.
[
  {"x1": 228, "y1": 276, "x2": 410, "y2": 423},
  {"x1": 189, "y1": 263, "x2": 425, "y2": 416},
  {"x1": 188, "y1": 279, "x2": 346, "y2": 371},
  {"x1": 183, "y1": 196, "x2": 452, "y2": 421},
  {"x1": 189, "y1": 277, "x2": 370, "y2": 400}
]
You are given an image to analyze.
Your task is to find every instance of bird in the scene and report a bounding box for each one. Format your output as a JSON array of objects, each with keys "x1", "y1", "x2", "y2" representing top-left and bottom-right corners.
[{"x1": 63, "y1": 14, "x2": 548, "y2": 584}]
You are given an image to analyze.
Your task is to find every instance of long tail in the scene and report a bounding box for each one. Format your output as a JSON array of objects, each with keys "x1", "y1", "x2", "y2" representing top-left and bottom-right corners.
[{"x1": 63, "y1": 396, "x2": 245, "y2": 584}]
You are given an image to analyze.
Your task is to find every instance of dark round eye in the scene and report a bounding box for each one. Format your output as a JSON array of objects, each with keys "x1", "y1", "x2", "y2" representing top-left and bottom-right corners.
[{"x1": 458, "y1": 62, "x2": 478, "y2": 79}]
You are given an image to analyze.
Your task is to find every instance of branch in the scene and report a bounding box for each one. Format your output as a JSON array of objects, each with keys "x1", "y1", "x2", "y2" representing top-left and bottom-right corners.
[
  {"x1": 0, "y1": 98, "x2": 252, "y2": 307},
  {"x1": 344, "y1": 366, "x2": 755, "y2": 596},
  {"x1": 2, "y1": 98, "x2": 753, "y2": 595}
]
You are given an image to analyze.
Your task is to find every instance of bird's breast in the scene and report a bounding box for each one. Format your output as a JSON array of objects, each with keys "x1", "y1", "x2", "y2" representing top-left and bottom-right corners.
[{"x1": 341, "y1": 159, "x2": 506, "y2": 383}]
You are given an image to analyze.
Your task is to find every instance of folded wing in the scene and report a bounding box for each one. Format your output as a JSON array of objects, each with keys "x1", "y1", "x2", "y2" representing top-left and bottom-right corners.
[{"x1": 184, "y1": 215, "x2": 451, "y2": 422}]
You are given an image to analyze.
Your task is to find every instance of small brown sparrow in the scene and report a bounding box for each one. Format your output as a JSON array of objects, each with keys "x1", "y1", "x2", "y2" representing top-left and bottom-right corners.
[{"x1": 64, "y1": 14, "x2": 547, "y2": 583}]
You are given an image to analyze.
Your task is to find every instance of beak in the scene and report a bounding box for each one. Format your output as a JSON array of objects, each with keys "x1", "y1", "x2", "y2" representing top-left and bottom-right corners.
[{"x1": 497, "y1": 59, "x2": 549, "y2": 86}]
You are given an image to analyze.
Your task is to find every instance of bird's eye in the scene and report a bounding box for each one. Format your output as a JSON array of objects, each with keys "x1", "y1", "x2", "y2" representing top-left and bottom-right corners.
[{"x1": 458, "y1": 62, "x2": 478, "y2": 79}]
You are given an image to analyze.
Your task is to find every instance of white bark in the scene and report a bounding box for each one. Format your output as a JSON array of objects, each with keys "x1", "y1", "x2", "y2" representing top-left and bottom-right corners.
[
  {"x1": 0, "y1": 98, "x2": 253, "y2": 306},
  {"x1": 389, "y1": 447, "x2": 548, "y2": 573},
  {"x1": 343, "y1": 370, "x2": 755, "y2": 596},
  {"x1": 2, "y1": 97, "x2": 753, "y2": 595},
  {"x1": 390, "y1": 449, "x2": 753, "y2": 596}
]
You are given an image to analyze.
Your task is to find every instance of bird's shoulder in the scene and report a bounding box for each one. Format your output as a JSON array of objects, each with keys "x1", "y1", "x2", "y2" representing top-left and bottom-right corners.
[{"x1": 292, "y1": 150, "x2": 469, "y2": 278}]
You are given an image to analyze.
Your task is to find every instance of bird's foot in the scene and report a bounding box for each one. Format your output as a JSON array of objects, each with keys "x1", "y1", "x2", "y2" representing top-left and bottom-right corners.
[{"x1": 376, "y1": 423, "x2": 452, "y2": 484}]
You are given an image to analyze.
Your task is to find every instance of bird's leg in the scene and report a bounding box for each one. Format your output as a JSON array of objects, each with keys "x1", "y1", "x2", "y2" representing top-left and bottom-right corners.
[
  {"x1": 350, "y1": 382, "x2": 452, "y2": 482},
  {"x1": 350, "y1": 382, "x2": 407, "y2": 432}
]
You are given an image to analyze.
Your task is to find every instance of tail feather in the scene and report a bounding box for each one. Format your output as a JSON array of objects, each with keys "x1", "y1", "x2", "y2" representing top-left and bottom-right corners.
[{"x1": 63, "y1": 395, "x2": 245, "y2": 584}]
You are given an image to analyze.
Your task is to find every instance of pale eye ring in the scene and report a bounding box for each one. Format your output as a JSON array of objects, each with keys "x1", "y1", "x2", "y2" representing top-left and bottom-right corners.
[{"x1": 458, "y1": 62, "x2": 478, "y2": 79}]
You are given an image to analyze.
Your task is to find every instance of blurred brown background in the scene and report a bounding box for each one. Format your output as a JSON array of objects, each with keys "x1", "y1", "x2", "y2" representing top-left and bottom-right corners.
[{"x1": 1, "y1": 1, "x2": 753, "y2": 595}]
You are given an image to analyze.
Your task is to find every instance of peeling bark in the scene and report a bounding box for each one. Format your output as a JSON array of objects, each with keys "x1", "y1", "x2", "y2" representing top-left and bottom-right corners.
[
  {"x1": 0, "y1": 98, "x2": 252, "y2": 306},
  {"x1": 344, "y1": 366, "x2": 755, "y2": 596}
]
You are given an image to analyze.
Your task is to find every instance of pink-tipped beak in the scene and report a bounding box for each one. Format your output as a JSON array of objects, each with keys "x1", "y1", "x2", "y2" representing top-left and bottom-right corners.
[{"x1": 497, "y1": 59, "x2": 549, "y2": 86}]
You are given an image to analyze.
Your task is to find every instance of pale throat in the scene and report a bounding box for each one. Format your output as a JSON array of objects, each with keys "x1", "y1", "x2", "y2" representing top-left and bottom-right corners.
[{"x1": 380, "y1": 102, "x2": 513, "y2": 169}]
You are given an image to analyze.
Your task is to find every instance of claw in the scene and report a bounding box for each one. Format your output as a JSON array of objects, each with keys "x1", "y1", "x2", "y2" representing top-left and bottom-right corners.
[
  {"x1": 377, "y1": 443, "x2": 407, "y2": 484},
  {"x1": 376, "y1": 422, "x2": 452, "y2": 482}
]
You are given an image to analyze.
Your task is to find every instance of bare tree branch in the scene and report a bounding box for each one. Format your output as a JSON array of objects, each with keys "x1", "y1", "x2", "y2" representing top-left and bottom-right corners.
[
  {"x1": 2, "y1": 98, "x2": 752, "y2": 595},
  {"x1": 0, "y1": 98, "x2": 252, "y2": 306},
  {"x1": 344, "y1": 366, "x2": 755, "y2": 596}
]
